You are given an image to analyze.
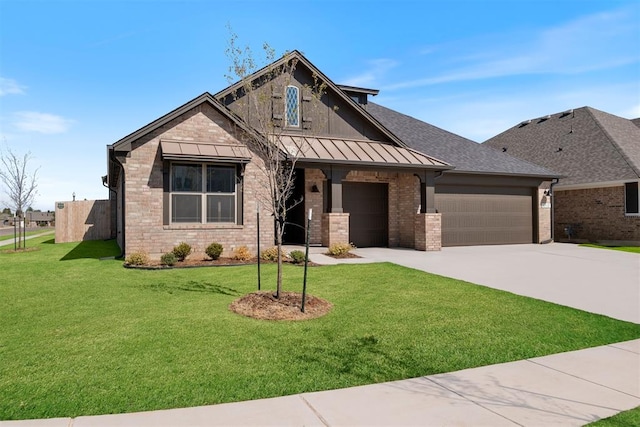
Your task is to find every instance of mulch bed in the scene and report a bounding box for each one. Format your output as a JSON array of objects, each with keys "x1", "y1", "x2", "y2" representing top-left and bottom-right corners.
[
  {"x1": 324, "y1": 252, "x2": 361, "y2": 259},
  {"x1": 229, "y1": 291, "x2": 332, "y2": 320},
  {"x1": 124, "y1": 257, "x2": 320, "y2": 269}
]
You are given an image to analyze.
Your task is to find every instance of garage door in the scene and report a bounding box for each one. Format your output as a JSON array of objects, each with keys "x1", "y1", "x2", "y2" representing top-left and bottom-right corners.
[
  {"x1": 343, "y1": 182, "x2": 388, "y2": 247},
  {"x1": 436, "y1": 185, "x2": 533, "y2": 246}
]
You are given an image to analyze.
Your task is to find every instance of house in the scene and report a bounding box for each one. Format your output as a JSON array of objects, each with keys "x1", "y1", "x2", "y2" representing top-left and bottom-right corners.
[
  {"x1": 25, "y1": 211, "x2": 55, "y2": 227},
  {"x1": 485, "y1": 107, "x2": 640, "y2": 245},
  {"x1": 107, "y1": 51, "x2": 557, "y2": 259}
]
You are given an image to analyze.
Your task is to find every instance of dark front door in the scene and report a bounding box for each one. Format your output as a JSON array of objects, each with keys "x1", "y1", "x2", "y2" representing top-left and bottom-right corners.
[
  {"x1": 282, "y1": 168, "x2": 306, "y2": 244},
  {"x1": 343, "y1": 182, "x2": 388, "y2": 247}
]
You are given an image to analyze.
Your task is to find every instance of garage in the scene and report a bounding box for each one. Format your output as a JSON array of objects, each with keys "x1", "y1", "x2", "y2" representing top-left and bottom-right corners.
[
  {"x1": 343, "y1": 182, "x2": 389, "y2": 247},
  {"x1": 436, "y1": 185, "x2": 534, "y2": 246}
]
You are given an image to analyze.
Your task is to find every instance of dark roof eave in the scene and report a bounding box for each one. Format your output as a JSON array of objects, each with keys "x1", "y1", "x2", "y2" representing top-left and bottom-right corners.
[{"x1": 445, "y1": 169, "x2": 563, "y2": 180}]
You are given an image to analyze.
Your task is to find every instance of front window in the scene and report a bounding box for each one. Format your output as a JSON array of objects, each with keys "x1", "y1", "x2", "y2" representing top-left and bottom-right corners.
[
  {"x1": 171, "y1": 163, "x2": 237, "y2": 223},
  {"x1": 285, "y1": 85, "x2": 299, "y2": 127}
]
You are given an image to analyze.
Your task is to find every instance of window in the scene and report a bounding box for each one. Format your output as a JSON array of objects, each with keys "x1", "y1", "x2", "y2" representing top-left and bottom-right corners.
[
  {"x1": 625, "y1": 182, "x2": 639, "y2": 215},
  {"x1": 171, "y1": 163, "x2": 237, "y2": 223},
  {"x1": 285, "y1": 85, "x2": 299, "y2": 127}
]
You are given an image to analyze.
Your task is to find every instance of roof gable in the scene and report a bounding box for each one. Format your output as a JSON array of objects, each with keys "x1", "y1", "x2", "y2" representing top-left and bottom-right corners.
[
  {"x1": 109, "y1": 92, "x2": 259, "y2": 153},
  {"x1": 367, "y1": 102, "x2": 557, "y2": 178},
  {"x1": 214, "y1": 50, "x2": 405, "y2": 147},
  {"x1": 484, "y1": 107, "x2": 640, "y2": 186}
]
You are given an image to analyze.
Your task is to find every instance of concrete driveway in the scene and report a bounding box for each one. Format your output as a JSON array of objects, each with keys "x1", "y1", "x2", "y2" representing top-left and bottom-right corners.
[{"x1": 351, "y1": 243, "x2": 640, "y2": 324}]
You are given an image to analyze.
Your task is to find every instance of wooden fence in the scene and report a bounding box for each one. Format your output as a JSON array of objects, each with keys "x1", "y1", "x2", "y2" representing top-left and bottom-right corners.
[{"x1": 55, "y1": 200, "x2": 111, "y2": 243}]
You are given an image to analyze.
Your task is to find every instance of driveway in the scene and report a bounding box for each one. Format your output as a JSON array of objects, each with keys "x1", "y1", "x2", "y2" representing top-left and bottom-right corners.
[{"x1": 350, "y1": 243, "x2": 640, "y2": 324}]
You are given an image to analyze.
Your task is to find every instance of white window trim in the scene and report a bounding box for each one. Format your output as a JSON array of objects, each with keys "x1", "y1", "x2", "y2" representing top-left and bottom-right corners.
[
  {"x1": 170, "y1": 162, "x2": 237, "y2": 224},
  {"x1": 285, "y1": 85, "x2": 300, "y2": 128}
]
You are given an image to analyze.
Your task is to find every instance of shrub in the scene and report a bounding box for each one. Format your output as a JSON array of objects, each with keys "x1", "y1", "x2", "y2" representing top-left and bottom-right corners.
[
  {"x1": 160, "y1": 252, "x2": 177, "y2": 266},
  {"x1": 125, "y1": 251, "x2": 149, "y2": 266},
  {"x1": 232, "y1": 245, "x2": 253, "y2": 261},
  {"x1": 327, "y1": 242, "x2": 354, "y2": 256},
  {"x1": 172, "y1": 242, "x2": 192, "y2": 261},
  {"x1": 205, "y1": 242, "x2": 224, "y2": 260},
  {"x1": 260, "y1": 246, "x2": 288, "y2": 262},
  {"x1": 289, "y1": 250, "x2": 306, "y2": 264}
]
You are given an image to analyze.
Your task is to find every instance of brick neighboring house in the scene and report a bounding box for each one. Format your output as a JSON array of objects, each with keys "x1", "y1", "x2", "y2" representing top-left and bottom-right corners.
[
  {"x1": 485, "y1": 107, "x2": 640, "y2": 245},
  {"x1": 107, "y1": 51, "x2": 557, "y2": 260}
]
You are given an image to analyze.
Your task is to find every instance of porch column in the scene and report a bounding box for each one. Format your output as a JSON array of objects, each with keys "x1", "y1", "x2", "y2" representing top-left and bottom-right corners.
[
  {"x1": 416, "y1": 170, "x2": 441, "y2": 251},
  {"x1": 321, "y1": 167, "x2": 350, "y2": 246},
  {"x1": 418, "y1": 171, "x2": 436, "y2": 213}
]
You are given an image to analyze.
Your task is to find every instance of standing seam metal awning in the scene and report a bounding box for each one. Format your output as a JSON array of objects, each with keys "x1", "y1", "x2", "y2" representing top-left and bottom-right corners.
[
  {"x1": 279, "y1": 135, "x2": 451, "y2": 169},
  {"x1": 160, "y1": 140, "x2": 252, "y2": 163}
]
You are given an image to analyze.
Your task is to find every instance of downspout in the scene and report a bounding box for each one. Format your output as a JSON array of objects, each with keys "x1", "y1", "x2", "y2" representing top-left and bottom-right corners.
[
  {"x1": 549, "y1": 178, "x2": 559, "y2": 241},
  {"x1": 106, "y1": 148, "x2": 126, "y2": 259}
]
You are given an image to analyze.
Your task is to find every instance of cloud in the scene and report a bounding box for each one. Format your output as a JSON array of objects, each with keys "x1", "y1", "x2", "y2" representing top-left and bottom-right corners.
[
  {"x1": 13, "y1": 112, "x2": 74, "y2": 134},
  {"x1": 0, "y1": 77, "x2": 26, "y2": 96},
  {"x1": 341, "y1": 58, "x2": 398, "y2": 87},
  {"x1": 384, "y1": 5, "x2": 640, "y2": 91}
]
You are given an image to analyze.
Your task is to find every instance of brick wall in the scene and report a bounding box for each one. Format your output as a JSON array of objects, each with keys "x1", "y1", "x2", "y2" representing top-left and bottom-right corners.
[
  {"x1": 414, "y1": 213, "x2": 442, "y2": 251},
  {"x1": 304, "y1": 168, "x2": 325, "y2": 244},
  {"x1": 554, "y1": 186, "x2": 640, "y2": 243},
  {"x1": 122, "y1": 103, "x2": 274, "y2": 260},
  {"x1": 321, "y1": 213, "x2": 350, "y2": 246},
  {"x1": 538, "y1": 183, "x2": 552, "y2": 242}
]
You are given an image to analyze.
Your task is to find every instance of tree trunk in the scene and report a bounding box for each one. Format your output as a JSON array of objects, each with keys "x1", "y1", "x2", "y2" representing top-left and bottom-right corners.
[{"x1": 275, "y1": 221, "x2": 283, "y2": 299}]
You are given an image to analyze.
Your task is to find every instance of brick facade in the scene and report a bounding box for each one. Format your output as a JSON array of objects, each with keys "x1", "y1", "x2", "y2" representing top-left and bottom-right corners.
[
  {"x1": 538, "y1": 184, "x2": 552, "y2": 243},
  {"x1": 414, "y1": 213, "x2": 442, "y2": 251},
  {"x1": 321, "y1": 213, "x2": 350, "y2": 247},
  {"x1": 554, "y1": 186, "x2": 640, "y2": 244},
  {"x1": 121, "y1": 103, "x2": 274, "y2": 260}
]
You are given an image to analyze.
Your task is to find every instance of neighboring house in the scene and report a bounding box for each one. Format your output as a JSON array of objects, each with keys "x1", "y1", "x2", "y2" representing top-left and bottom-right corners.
[
  {"x1": 107, "y1": 51, "x2": 557, "y2": 259},
  {"x1": 26, "y1": 211, "x2": 55, "y2": 227},
  {"x1": 485, "y1": 107, "x2": 640, "y2": 245}
]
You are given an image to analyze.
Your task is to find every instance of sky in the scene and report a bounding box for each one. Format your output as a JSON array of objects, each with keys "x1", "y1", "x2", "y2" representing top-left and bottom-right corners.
[{"x1": 0, "y1": 0, "x2": 638, "y2": 211}]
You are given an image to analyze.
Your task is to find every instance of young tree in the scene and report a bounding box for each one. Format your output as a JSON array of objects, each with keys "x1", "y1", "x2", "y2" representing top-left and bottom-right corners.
[
  {"x1": 0, "y1": 147, "x2": 39, "y2": 248},
  {"x1": 224, "y1": 33, "x2": 325, "y2": 298}
]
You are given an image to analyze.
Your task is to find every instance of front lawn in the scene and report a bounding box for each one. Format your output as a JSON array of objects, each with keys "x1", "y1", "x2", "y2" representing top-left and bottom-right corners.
[
  {"x1": 580, "y1": 243, "x2": 640, "y2": 254},
  {"x1": 2, "y1": 237, "x2": 639, "y2": 420}
]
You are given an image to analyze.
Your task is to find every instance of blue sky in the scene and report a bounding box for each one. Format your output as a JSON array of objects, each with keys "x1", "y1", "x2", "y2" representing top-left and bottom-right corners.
[{"x1": 0, "y1": 0, "x2": 638, "y2": 211}]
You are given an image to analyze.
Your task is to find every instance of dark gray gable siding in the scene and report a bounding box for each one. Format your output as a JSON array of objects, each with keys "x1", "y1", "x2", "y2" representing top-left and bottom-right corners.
[
  {"x1": 484, "y1": 107, "x2": 640, "y2": 186},
  {"x1": 367, "y1": 102, "x2": 557, "y2": 177}
]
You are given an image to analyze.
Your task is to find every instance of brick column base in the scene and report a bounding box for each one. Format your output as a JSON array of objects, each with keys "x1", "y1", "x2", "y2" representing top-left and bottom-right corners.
[
  {"x1": 321, "y1": 213, "x2": 350, "y2": 247},
  {"x1": 415, "y1": 213, "x2": 442, "y2": 251}
]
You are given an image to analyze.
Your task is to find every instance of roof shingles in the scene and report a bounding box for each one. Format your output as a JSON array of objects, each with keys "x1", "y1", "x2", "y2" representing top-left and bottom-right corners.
[
  {"x1": 367, "y1": 102, "x2": 557, "y2": 177},
  {"x1": 484, "y1": 107, "x2": 640, "y2": 187}
]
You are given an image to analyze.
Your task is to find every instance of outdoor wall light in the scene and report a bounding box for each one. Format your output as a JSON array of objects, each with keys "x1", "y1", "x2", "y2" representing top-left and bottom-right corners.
[{"x1": 311, "y1": 184, "x2": 320, "y2": 193}]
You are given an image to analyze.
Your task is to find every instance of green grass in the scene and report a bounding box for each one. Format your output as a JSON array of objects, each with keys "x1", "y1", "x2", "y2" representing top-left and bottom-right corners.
[
  {"x1": 587, "y1": 406, "x2": 640, "y2": 426},
  {"x1": 580, "y1": 243, "x2": 640, "y2": 254},
  {"x1": 2, "y1": 237, "x2": 639, "y2": 420}
]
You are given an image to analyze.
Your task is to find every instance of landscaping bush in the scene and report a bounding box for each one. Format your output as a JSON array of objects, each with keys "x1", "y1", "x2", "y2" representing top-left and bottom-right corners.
[
  {"x1": 289, "y1": 250, "x2": 306, "y2": 264},
  {"x1": 125, "y1": 251, "x2": 149, "y2": 266},
  {"x1": 205, "y1": 242, "x2": 224, "y2": 260},
  {"x1": 260, "y1": 246, "x2": 288, "y2": 261},
  {"x1": 327, "y1": 242, "x2": 355, "y2": 256},
  {"x1": 160, "y1": 252, "x2": 177, "y2": 266},
  {"x1": 172, "y1": 242, "x2": 192, "y2": 261},
  {"x1": 232, "y1": 245, "x2": 253, "y2": 261}
]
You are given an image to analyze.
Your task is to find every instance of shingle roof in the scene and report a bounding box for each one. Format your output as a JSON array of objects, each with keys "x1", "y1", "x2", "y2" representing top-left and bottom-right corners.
[
  {"x1": 366, "y1": 102, "x2": 558, "y2": 177},
  {"x1": 484, "y1": 107, "x2": 640, "y2": 187}
]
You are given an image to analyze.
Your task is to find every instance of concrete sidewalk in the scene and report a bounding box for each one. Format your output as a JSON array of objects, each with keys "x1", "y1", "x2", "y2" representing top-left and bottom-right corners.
[{"x1": 3, "y1": 339, "x2": 638, "y2": 426}]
